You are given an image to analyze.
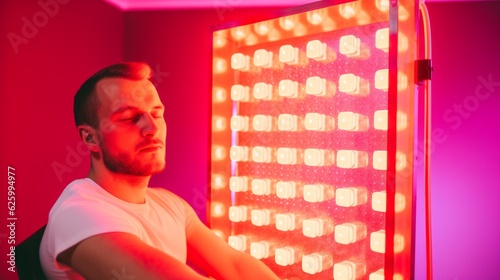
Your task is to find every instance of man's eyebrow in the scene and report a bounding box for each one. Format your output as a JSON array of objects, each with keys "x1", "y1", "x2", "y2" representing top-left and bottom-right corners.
[{"x1": 111, "y1": 105, "x2": 165, "y2": 115}]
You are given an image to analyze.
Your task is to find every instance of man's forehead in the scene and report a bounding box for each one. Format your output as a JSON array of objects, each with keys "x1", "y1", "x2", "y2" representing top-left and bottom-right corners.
[{"x1": 96, "y1": 77, "x2": 159, "y2": 104}]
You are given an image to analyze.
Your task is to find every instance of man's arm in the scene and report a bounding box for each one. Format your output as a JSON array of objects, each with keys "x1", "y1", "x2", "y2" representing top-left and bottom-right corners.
[
  {"x1": 58, "y1": 232, "x2": 210, "y2": 280},
  {"x1": 185, "y1": 211, "x2": 280, "y2": 280}
]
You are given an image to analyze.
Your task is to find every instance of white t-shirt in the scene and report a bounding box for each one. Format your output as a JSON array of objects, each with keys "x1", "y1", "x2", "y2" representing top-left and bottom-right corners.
[{"x1": 40, "y1": 178, "x2": 196, "y2": 279}]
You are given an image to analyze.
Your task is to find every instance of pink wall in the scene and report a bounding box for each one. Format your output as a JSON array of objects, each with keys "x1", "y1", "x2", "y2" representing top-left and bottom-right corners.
[
  {"x1": 0, "y1": 0, "x2": 124, "y2": 279},
  {"x1": 1, "y1": 0, "x2": 499, "y2": 279}
]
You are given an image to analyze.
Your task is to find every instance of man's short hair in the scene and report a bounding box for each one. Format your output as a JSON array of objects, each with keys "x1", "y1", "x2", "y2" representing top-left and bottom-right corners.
[{"x1": 73, "y1": 62, "x2": 153, "y2": 128}]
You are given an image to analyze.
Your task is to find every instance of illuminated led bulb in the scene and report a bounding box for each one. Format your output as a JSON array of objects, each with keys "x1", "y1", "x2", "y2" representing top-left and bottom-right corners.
[
  {"x1": 302, "y1": 253, "x2": 333, "y2": 275},
  {"x1": 228, "y1": 235, "x2": 248, "y2": 252},
  {"x1": 229, "y1": 146, "x2": 249, "y2": 162},
  {"x1": 212, "y1": 87, "x2": 227, "y2": 103},
  {"x1": 398, "y1": 31, "x2": 409, "y2": 53},
  {"x1": 251, "y1": 179, "x2": 272, "y2": 195},
  {"x1": 230, "y1": 115, "x2": 249, "y2": 132},
  {"x1": 303, "y1": 184, "x2": 332, "y2": 203},
  {"x1": 250, "y1": 241, "x2": 274, "y2": 259},
  {"x1": 374, "y1": 110, "x2": 388, "y2": 131},
  {"x1": 375, "y1": 28, "x2": 389, "y2": 52},
  {"x1": 211, "y1": 173, "x2": 226, "y2": 190},
  {"x1": 395, "y1": 192, "x2": 406, "y2": 213},
  {"x1": 369, "y1": 269, "x2": 385, "y2": 280},
  {"x1": 252, "y1": 115, "x2": 273, "y2": 131},
  {"x1": 229, "y1": 176, "x2": 249, "y2": 192},
  {"x1": 372, "y1": 191, "x2": 387, "y2": 212},
  {"x1": 396, "y1": 151, "x2": 407, "y2": 171},
  {"x1": 244, "y1": 33, "x2": 259, "y2": 46},
  {"x1": 212, "y1": 229, "x2": 225, "y2": 240},
  {"x1": 397, "y1": 110, "x2": 408, "y2": 131},
  {"x1": 277, "y1": 148, "x2": 298, "y2": 165},
  {"x1": 339, "y1": 35, "x2": 360, "y2": 57},
  {"x1": 228, "y1": 206, "x2": 249, "y2": 222},
  {"x1": 333, "y1": 260, "x2": 366, "y2": 280},
  {"x1": 231, "y1": 53, "x2": 250, "y2": 71},
  {"x1": 370, "y1": 230, "x2": 386, "y2": 253},
  {"x1": 230, "y1": 85, "x2": 249, "y2": 101},
  {"x1": 276, "y1": 181, "x2": 297, "y2": 199},
  {"x1": 279, "y1": 44, "x2": 299, "y2": 65},
  {"x1": 213, "y1": 57, "x2": 227, "y2": 73},
  {"x1": 304, "y1": 149, "x2": 334, "y2": 166},
  {"x1": 211, "y1": 202, "x2": 225, "y2": 217},
  {"x1": 279, "y1": 16, "x2": 297, "y2": 31},
  {"x1": 254, "y1": 21, "x2": 273, "y2": 36},
  {"x1": 339, "y1": 2, "x2": 359, "y2": 19},
  {"x1": 373, "y1": 151, "x2": 387, "y2": 170},
  {"x1": 212, "y1": 116, "x2": 226, "y2": 132},
  {"x1": 335, "y1": 187, "x2": 368, "y2": 207},
  {"x1": 336, "y1": 150, "x2": 368, "y2": 168},
  {"x1": 276, "y1": 213, "x2": 298, "y2": 231},
  {"x1": 253, "y1": 49, "x2": 274, "y2": 68},
  {"x1": 334, "y1": 222, "x2": 367, "y2": 244},
  {"x1": 278, "y1": 114, "x2": 298, "y2": 131},
  {"x1": 338, "y1": 74, "x2": 368, "y2": 95},
  {"x1": 337, "y1": 112, "x2": 369, "y2": 131},
  {"x1": 305, "y1": 113, "x2": 325, "y2": 131},
  {"x1": 213, "y1": 31, "x2": 227, "y2": 48},
  {"x1": 212, "y1": 145, "x2": 226, "y2": 161},
  {"x1": 252, "y1": 146, "x2": 273, "y2": 163},
  {"x1": 251, "y1": 209, "x2": 272, "y2": 226},
  {"x1": 398, "y1": 71, "x2": 408, "y2": 91},
  {"x1": 374, "y1": 69, "x2": 389, "y2": 91},
  {"x1": 306, "y1": 76, "x2": 331, "y2": 96},
  {"x1": 253, "y1": 82, "x2": 273, "y2": 100},
  {"x1": 376, "y1": 0, "x2": 390, "y2": 12},
  {"x1": 303, "y1": 218, "x2": 333, "y2": 238},
  {"x1": 278, "y1": 79, "x2": 299, "y2": 98},
  {"x1": 230, "y1": 25, "x2": 249, "y2": 41},
  {"x1": 306, "y1": 40, "x2": 335, "y2": 62},
  {"x1": 275, "y1": 247, "x2": 300, "y2": 266}
]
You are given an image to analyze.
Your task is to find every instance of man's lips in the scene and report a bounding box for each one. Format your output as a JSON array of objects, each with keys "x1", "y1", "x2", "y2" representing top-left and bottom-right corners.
[{"x1": 137, "y1": 140, "x2": 164, "y2": 152}]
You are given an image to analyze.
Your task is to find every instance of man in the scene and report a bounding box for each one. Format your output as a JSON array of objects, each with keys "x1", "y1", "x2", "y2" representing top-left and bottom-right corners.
[{"x1": 40, "y1": 62, "x2": 280, "y2": 279}]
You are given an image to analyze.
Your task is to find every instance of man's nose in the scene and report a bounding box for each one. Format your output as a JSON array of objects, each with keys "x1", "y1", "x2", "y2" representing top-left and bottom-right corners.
[{"x1": 141, "y1": 114, "x2": 160, "y2": 137}]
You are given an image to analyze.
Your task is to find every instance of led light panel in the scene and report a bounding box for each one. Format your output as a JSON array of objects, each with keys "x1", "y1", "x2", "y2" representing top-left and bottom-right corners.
[{"x1": 211, "y1": 0, "x2": 418, "y2": 278}]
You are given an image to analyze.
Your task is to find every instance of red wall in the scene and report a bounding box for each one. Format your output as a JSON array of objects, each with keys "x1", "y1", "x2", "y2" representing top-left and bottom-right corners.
[{"x1": 0, "y1": 0, "x2": 124, "y2": 279}]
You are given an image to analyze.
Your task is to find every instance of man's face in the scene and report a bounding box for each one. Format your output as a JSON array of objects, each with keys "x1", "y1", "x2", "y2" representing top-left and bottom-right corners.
[{"x1": 94, "y1": 77, "x2": 167, "y2": 176}]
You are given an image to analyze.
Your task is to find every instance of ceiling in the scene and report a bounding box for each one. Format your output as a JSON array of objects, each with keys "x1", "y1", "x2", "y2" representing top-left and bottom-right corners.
[{"x1": 103, "y1": 0, "x2": 481, "y2": 10}]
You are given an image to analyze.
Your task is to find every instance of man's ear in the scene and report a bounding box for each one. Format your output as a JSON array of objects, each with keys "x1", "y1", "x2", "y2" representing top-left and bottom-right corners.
[{"x1": 78, "y1": 125, "x2": 100, "y2": 153}]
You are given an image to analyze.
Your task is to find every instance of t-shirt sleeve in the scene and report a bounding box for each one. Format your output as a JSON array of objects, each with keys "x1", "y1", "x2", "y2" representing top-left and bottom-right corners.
[{"x1": 46, "y1": 200, "x2": 138, "y2": 268}]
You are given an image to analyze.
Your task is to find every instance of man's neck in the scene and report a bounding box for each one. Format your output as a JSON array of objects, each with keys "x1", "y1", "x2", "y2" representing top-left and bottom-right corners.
[{"x1": 88, "y1": 167, "x2": 150, "y2": 204}]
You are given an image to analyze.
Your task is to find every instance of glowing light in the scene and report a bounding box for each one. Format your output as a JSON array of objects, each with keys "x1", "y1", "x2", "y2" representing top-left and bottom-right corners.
[
  {"x1": 370, "y1": 269, "x2": 385, "y2": 280},
  {"x1": 253, "y1": 49, "x2": 274, "y2": 68},
  {"x1": 375, "y1": 28, "x2": 389, "y2": 52},
  {"x1": 213, "y1": 31, "x2": 227, "y2": 48},
  {"x1": 376, "y1": 0, "x2": 390, "y2": 12},
  {"x1": 251, "y1": 179, "x2": 272, "y2": 195},
  {"x1": 339, "y1": 35, "x2": 360, "y2": 57},
  {"x1": 335, "y1": 187, "x2": 367, "y2": 207},
  {"x1": 372, "y1": 191, "x2": 387, "y2": 212},
  {"x1": 212, "y1": 87, "x2": 227, "y2": 103},
  {"x1": 276, "y1": 213, "x2": 296, "y2": 231},
  {"x1": 305, "y1": 76, "x2": 326, "y2": 96},
  {"x1": 338, "y1": 73, "x2": 360, "y2": 94},
  {"x1": 334, "y1": 260, "x2": 366, "y2": 280},
  {"x1": 212, "y1": 145, "x2": 226, "y2": 161},
  {"x1": 251, "y1": 209, "x2": 272, "y2": 226},
  {"x1": 252, "y1": 146, "x2": 272, "y2": 163},
  {"x1": 374, "y1": 69, "x2": 389, "y2": 91},
  {"x1": 229, "y1": 146, "x2": 249, "y2": 162},
  {"x1": 253, "y1": 82, "x2": 273, "y2": 100},
  {"x1": 338, "y1": 112, "x2": 368, "y2": 131},
  {"x1": 306, "y1": 40, "x2": 332, "y2": 61},
  {"x1": 339, "y1": 2, "x2": 359, "y2": 19},
  {"x1": 277, "y1": 114, "x2": 298, "y2": 131},
  {"x1": 230, "y1": 85, "x2": 250, "y2": 102},
  {"x1": 279, "y1": 45, "x2": 299, "y2": 65},
  {"x1": 276, "y1": 181, "x2": 297, "y2": 199},
  {"x1": 212, "y1": 173, "x2": 226, "y2": 189},
  {"x1": 229, "y1": 176, "x2": 249, "y2": 192},
  {"x1": 394, "y1": 233, "x2": 405, "y2": 253},
  {"x1": 306, "y1": 9, "x2": 326, "y2": 25},
  {"x1": 304, "y1": 149, "x2": 326, "y2": 166},
  {"x1": 373, "y1": 150, "x2": 387, "y2": 170},
  {"x1": 303, "y1": 184, "x2": 326, "y2": 203},
  {"x1": 278, "y1": 79, "x2": 299, "y2": 98},
  {"x1": 230, "y1": 26, "x2": 249, "y2": 41},
  {"x1": 334, "y1": 222, "x2": 367, "y2": 244},
  {"x1": 279, "y1": 16, "x2": 297, "y2": 31},
  {"x1": 395, "y1": 192, "x2": 406, "y2": 213},
  {"x1": 231, "y1": 53, "x2": 250, "y2": 71},
  {"x1": 212, "y1": 116, "x2": 226, "y2": 131},
  {"x1": 305, "y1": 113, "x2": 326, "y2": 131},
  {"x1": 211, "y1": 202, "x2": 225, "y2": 217},
  {"x1": 228, "y1": 206, "x2": 248, "y2": 222},
  {"x1": 252, "y1": 114, "x2": 273, "y2": 131},
  {"x1": 374, "y1": 110, "x2": 388, "y2": 130},
  {"x1": 250, "y1": 241, "x2": 272, "y2": 259},
  {"x1": 277, "y1": 148, "x2": 297, "y2": 165},
  {"x1": 302, "y1": 253, "x2": 332, "y2": 274},
  {"x1": 370, "y1": 230, "x2": 386, "y2": 253},
  {"x1": 303, "y1": 219, "x2": 325, "y2": 238},
  {"x1": 213, "y1": 58, "x2": 227, "y2": 73},
  {"x1": 336, "y1": 150, "x2": 368, "y2": 168},
  {"x1": 230, "y1": 115, "x2": 249, "y2": 132},
  {"x1": 275, "y1": 247, "x2": 297, "y2": 266},
  {"x1": 228, "y1": 235, "x2": 248, "y2": 251},
  {"x1": 254, "y1": 21, "x2": 273, "y2": 36}
]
